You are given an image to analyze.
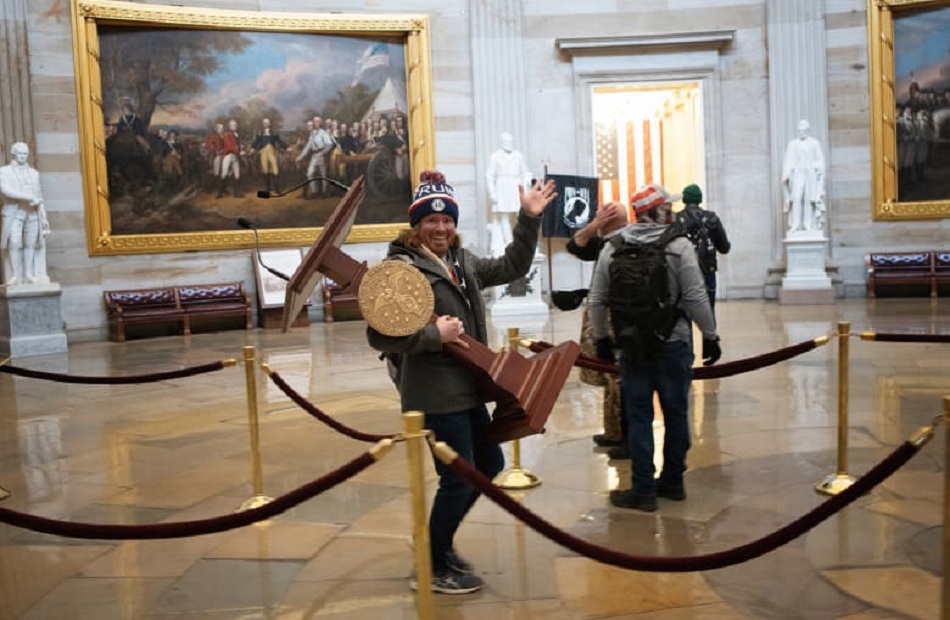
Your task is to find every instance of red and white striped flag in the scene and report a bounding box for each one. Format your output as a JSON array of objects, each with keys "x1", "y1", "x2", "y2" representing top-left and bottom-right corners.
[{"x1": 352, "y1": 43, "x2": 390, "y2": 86}]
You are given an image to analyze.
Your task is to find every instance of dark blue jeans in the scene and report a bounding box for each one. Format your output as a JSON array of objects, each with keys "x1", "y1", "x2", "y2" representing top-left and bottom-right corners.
[
  {"x1": 619, "y1": 340, "x2": 693, "y2": 496},
  {"x1": 424, "y1": 405, "x2": 504, "y2": 569}
]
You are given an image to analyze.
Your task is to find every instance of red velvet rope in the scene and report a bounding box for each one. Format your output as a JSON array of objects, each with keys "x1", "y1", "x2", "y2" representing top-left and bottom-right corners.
[
  {"x1": 448, "y1": 440, "x2": 918, "y2": 572},
  {"x1": 0, "y1": 452, "x2": 376, "y2": 539},
  {"x1": 267, "y1": 370, "x2": 395, "y2": 443},
  {"x1": 864, "y1": 333, "x2": 950, "y2": 344},
  {"x1": 0, "y1": 360, "x2": 228, "y2": 384},
  {"x1": 527, "y1": 338, "x2": 820, "y2": 380}
]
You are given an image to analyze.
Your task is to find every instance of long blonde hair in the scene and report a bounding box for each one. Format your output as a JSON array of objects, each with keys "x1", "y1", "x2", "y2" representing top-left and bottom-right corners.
[{"x1": 396, "y1": 225, "x2": 462, "y2": 251}]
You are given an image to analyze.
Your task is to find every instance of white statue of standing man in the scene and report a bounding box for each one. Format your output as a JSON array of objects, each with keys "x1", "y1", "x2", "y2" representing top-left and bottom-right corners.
[
  {"x1": 486, "y1": 131, "x2": 532, "y2": 255},
  {"x1": 781, "y1": 119, "x2": 826, "y2": 234},
  {"x1": 0, "y1": 142, "x2": 50, "y2": 285}
]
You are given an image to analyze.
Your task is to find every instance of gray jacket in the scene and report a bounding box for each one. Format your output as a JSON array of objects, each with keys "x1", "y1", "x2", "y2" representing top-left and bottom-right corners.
[
  {"x1": 366, "y1": 211, "x2": 541, "y2": 414},
  {"x1": 588, "y1": 222, "x2": 718, "y2": 345}
]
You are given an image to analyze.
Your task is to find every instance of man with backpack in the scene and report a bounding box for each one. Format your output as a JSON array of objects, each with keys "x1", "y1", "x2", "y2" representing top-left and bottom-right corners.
[
  {"x1": 588, "y1": 183, "x2": 721, "y2": 512},
  {"x1": 676, "y1": 183, "x2": 731, "y2": 314}
]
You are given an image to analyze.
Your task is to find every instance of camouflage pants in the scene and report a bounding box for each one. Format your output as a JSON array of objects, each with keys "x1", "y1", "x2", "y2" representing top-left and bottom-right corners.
[{"x1": 580, "y1": 307, "x2": 624, "y2": 441}]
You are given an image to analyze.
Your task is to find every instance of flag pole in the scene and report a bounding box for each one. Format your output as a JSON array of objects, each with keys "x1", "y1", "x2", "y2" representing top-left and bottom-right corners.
[{"x1": 543, "y1": 163, "x2": 553, "y2": 304}]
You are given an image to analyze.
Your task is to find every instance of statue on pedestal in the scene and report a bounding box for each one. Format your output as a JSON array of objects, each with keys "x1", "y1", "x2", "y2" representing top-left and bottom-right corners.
[
  {"x1": 486, "y1": 132, "x2": 532, "y2": 255},
  {"x1": 0, "y1": 142, "x2": 50, "y2": 285},
  {"x1": 781, "y1": 119, "x2": 826, "y2": 234}
]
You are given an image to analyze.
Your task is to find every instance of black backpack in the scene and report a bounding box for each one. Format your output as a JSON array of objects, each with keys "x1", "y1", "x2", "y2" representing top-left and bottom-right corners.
[
  {"x1": 683, "y1": 208, "x2": 716, "y2": 274},
  {"x1": 607, "y1": 227, "x2": 683, "y2": 362}
]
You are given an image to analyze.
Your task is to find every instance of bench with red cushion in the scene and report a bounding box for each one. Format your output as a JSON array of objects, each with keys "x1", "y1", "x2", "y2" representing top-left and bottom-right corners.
[
  {"x1": 103, "y1": 287, "x2": 186, "y2": 343},
  {"x1": 866, "y1": 251, "x2": 941, "y2": 298},
  {"x1": 103, "y1": 281, "x2": 253, "y2": 342}
]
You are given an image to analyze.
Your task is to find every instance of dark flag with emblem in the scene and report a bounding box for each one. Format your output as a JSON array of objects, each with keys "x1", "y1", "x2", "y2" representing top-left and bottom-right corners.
[{"x1": 541, "y1": 174, "x2": 599, "y2": 238}]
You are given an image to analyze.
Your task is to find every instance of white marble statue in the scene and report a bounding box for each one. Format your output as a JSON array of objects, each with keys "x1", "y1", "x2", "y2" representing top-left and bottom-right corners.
[
  {"x1": 781, "y1": 119, "x2": 826, "y2": 234},
  {"x1": 486, "y1": 132, "x2": 532, "y2": 255},
  {"x1": 0, "y1": 142, "x2": 50, "y2": 285}
]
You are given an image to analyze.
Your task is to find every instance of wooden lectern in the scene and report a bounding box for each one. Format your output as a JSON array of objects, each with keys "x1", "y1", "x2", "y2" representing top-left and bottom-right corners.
[{"x1": 283, "y1": 176, "x2": 580, "y2": 443}]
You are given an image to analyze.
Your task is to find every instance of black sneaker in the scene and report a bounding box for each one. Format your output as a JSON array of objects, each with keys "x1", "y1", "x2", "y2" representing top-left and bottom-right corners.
[
  {"x1": 593, "y1": 433, "x2": 623, "y2": 447},
  {"x1": 609, "y1": 489, "x2": 658, "y2": 512},
  {"x1": 606, "y1": 445, "x2": 630, "y2": 460},
  {"x1": 410, "y1": 566, "x2": 483, "y2": 594},
  {"x1": 657, "y1": 482, "x2": 686, "y2": 501},
  {"x1": 445, "y1": 549, "x2": 474, "y2": 574}
]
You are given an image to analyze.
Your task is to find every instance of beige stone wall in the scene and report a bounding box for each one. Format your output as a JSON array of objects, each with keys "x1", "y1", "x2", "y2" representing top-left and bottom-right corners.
[{"x1": 17, "y1": 0, "x2": 948, "y2": 341}]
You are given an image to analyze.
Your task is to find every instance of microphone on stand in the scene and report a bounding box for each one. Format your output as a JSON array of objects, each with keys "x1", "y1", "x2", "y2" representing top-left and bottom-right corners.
[
  {"x1": 237, "y1": 217, "x2": 290, "y2": 281},
  {"x1": 256, "y1": 176, "x2": 350, "y2": 199}
]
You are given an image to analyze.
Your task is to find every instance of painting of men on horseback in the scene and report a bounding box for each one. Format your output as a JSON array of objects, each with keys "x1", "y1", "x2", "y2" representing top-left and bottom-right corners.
[{"x1": 96, "y1": 20, "x2": 417, "y2": 239}]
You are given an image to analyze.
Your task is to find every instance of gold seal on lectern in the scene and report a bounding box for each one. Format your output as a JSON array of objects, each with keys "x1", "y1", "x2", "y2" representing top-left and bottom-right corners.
[{"x1": 358, "y1": 261, "x2": 434, "y2": 336}]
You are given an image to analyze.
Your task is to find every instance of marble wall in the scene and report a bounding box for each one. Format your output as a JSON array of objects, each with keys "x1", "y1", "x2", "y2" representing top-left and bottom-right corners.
[{"x1": 12, "y1": 0, "x2": 949, "y2": 342}]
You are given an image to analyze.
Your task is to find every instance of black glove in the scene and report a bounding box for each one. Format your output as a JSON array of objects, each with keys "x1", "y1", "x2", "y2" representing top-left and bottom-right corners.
[
  {"x1": 702, "y1": 337, "x2": 721, "y2": 366},
  {"x1": 595, "y1": 337, "x2": 615, "y2": 363}
]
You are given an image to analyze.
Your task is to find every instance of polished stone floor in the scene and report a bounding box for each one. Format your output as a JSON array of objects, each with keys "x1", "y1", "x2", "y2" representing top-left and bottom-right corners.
[{"x1": 0, "y1": 298, "x2": 947, "y2": 619}]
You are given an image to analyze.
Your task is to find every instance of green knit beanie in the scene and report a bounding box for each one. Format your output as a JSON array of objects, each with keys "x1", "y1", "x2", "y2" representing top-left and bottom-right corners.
[{"x1": 682, "y1": 184, "x2": 703, "y2": 205}]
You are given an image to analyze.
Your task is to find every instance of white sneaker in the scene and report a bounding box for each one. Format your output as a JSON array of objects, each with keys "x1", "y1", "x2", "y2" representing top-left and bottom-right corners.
[{"x1": 410, "y1": 566, "x2": 483, "y2": 594}]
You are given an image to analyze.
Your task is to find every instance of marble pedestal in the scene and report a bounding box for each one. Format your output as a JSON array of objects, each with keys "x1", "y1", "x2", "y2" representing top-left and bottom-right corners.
[
  {"x1": 490, "y1": 252, "x2": 549, "y2": 322},
  {"x1": 0, "y1": 283, "x2": 68, "y2": 357},
  {"x1": 779, "y1": 232, "x2": 834, "y2": 305}
]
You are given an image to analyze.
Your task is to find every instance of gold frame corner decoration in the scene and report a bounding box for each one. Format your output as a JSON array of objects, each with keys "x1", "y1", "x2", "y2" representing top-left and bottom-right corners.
[
  {"x1": 70, "y1": 0, "x2": 434, "y2": 256},
  {"x1": 867, "y1": 0, "x2": 950, "y2": 220}
]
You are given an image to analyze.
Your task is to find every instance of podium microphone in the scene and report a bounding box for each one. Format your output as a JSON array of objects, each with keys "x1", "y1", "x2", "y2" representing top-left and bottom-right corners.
[
  {"x1": 237, "y1": 217, "x2": 290, "y2": 281},
  {"x1": 256, "y1": 176, "x2": 350, "y2": 199}
]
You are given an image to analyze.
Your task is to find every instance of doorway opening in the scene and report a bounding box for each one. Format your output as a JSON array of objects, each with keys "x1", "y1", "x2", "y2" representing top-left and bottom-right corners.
[{"x1": 591, "y1": 81, "x2": 705, "y2": 213}]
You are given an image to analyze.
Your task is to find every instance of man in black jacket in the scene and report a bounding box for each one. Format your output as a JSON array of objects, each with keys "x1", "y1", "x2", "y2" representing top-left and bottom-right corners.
[{"x1": 675, "y1": 184, "x2": 731, "y2": 315}]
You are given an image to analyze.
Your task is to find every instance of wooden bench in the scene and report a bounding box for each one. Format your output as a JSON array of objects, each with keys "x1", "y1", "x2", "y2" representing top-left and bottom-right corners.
[
  {"x1": 322, "y1": 277, "x2": 362, "y2": 322},
  {"x1": 104, "y1": 281, "x2": 252, "y2": 342},
  {"x1": 104, "y1": 286, "x2": 186, "y2": 343},
  {"x1": 866, "y1": 251, "x2": 949, "y2": 298},
  {"x1": 177, "y1": 282, "x2": 253, "y2": 333},
  {"x1": 936, "y1": 252, "x2": 950, "y2": 296}
]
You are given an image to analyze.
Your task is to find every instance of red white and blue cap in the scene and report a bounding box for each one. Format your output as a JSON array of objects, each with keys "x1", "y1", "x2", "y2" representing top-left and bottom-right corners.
[
  {"x1": 630, "y1": 183, "x2": 681, "y2": 215},
  {"x1": 408, "y1": 170, "x2": 459, "y2": 226}
]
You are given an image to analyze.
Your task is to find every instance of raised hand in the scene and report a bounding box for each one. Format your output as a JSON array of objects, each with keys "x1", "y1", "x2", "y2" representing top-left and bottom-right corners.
[{"x1": 518, "y1": 178, "x2": 558, "y2": 217}]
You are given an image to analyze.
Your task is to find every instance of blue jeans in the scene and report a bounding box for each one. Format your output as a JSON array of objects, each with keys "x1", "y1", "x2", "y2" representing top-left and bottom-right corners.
[
  {"x1": 424, "y1": 405, "x2": 504, "y2": 568},
  {"x1": 619, "y1": 340, "x2": 693, "y2": 495}
]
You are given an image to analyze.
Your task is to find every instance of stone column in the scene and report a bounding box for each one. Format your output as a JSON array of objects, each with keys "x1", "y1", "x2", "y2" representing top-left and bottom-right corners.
[
  {"x1": 471, "y1": 0, "x2": 547, "y2": 318},
  {"x1": 0, "y1": 0, "x2": 66, "y2": 355},
  {"x1": 470, "y1": 0, "x2": 531, "y2": 247},
  {"x1": 0, "y1": 0, "x2": 35, "y2": 155},
  {"x1": 767, "y1": 0, "x2": 835, "y2": 303}
]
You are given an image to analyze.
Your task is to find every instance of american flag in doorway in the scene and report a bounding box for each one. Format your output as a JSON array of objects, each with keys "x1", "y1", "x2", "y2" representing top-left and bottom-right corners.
[
  {"x1": 595, "y1": 121, "x2": 619, "y2": 204},
  {"x1": 595, "y1": 117, "x2": 665, "y2": 214}
]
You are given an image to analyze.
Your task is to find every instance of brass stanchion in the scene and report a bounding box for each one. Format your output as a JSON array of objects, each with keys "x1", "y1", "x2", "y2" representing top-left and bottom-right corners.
[
  {"x1": 943, "y1": 396, "x2": 949, "y2": 620},
  {"x1": 238, "y1": 346, "x2": 274, "y2": 511},
  {"x1": 493, "y1": 327, "x2": 542, "y2": 490},
  {"x1": 404, "y1": 412, "x2": 435, "y2": 619},
  {"x1": 816, "y1": 321, "x2": 857, "y2": 495}
]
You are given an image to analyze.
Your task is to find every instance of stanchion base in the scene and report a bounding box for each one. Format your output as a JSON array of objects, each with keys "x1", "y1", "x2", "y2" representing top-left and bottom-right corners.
[
  {"x1": 493, "y1": 468, "x2": 542, "y2": 490},
  {"x1": 815, "y1": 473, "x2": 856, "y2": 496},
  {"x1": 236, "y1": 494, "x2": 275, "y2": 512},
  {"x1": 0, "y1": 486, "x2": 9, "y2": 501}
]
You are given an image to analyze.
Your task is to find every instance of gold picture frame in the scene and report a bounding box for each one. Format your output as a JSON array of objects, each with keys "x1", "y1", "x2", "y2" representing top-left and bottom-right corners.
[
  {"x1": 70, "y1": 0, "x2": 435, "y2": 255},
  {"x1": 868, "y1": 0, "x2": 950, "y2": 220}
]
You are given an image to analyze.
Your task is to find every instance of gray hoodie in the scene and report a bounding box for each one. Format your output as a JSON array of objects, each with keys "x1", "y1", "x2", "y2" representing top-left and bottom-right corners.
[{"x1": 587, "y1": 222, "x2": 718, "y2": 346}]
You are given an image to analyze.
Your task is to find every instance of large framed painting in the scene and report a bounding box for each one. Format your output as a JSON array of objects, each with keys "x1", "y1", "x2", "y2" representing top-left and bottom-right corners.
[
  {"x1": 70, "y1": 0, "x2": 435, "y2": 255},
  {"x1": 868, "y1": 0, "x2": 950, "y2": 220}
]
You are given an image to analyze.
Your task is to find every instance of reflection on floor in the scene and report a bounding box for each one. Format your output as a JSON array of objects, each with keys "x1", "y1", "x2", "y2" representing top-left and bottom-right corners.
[{"x1": 0, "y1": 298, "x2": 946, "y2": 619}]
